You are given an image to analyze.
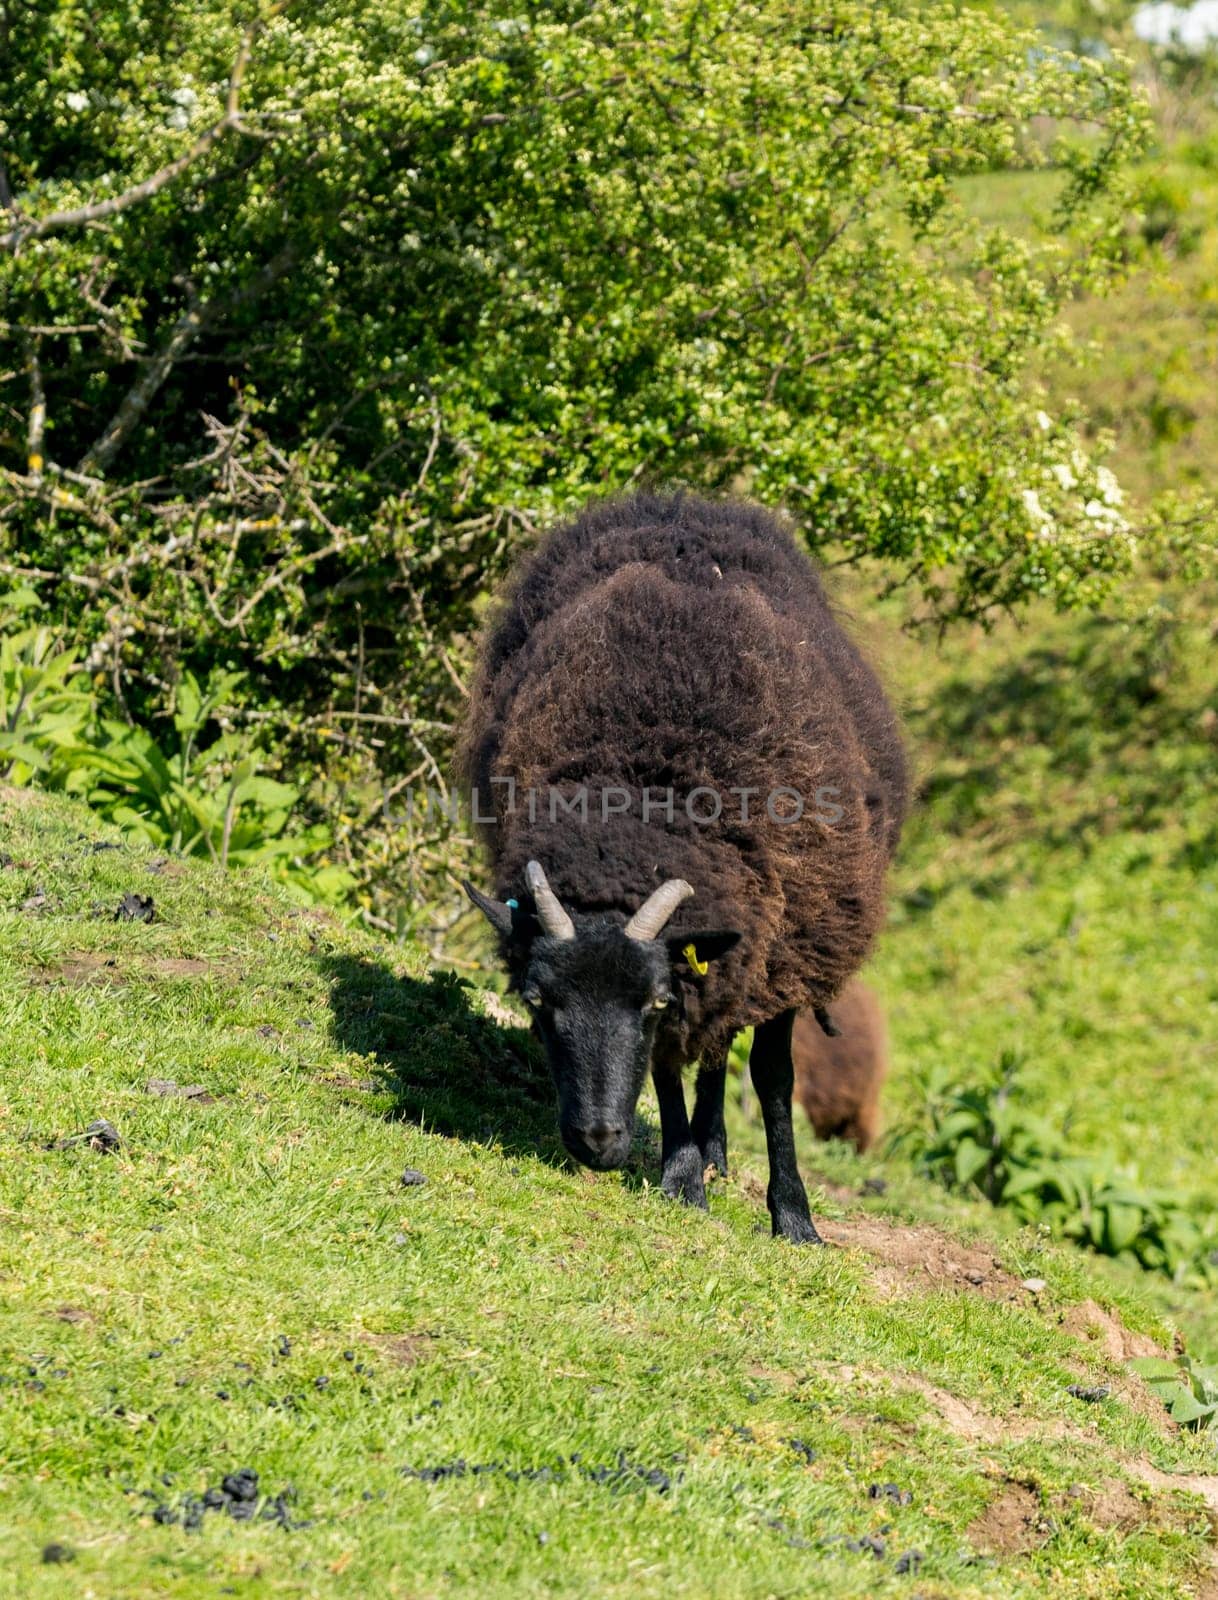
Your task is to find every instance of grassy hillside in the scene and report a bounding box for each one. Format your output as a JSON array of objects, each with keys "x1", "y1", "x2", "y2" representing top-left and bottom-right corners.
[
  {"x1": 862, "y1": 21, "x2": 1218, "y2": 1351},
  {"x1": 864, "y1": 582, "x2": 1218, "y2": 1349},
  {"x1": 3, "y1": 788, "x2": 1218, "y2": 1599}
]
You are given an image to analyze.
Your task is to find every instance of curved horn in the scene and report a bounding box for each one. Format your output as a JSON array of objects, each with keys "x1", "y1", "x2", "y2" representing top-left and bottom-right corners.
[
  {"x1": 525, "y1": 860, "x2": 575, "y2": 942},
  {"x1": 624, "y1": 878, "x2": 694, "y2": 941}
]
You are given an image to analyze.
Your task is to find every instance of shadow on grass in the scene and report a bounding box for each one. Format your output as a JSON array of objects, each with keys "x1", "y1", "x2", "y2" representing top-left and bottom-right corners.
[
  {"x1": 320, "y1": 953, "x2": 570, "y2": 1163},
  {"x1": 321, "y1": 952, "x2": 665, "y2": 1182}
]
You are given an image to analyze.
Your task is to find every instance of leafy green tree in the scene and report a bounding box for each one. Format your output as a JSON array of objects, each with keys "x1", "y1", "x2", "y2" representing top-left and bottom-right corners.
[{"x1": 1, "y1": 0, "x2": 1148, "y2": 908}]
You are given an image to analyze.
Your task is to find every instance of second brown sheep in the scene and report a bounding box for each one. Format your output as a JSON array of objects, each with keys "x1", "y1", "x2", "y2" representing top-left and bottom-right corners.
[{"x1": 791, "y1": 979, "x2": 888, "y2": 1153}]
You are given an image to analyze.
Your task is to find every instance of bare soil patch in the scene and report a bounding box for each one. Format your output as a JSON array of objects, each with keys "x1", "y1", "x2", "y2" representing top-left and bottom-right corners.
[
  {"x1": 809, "y1": 1215, "x2": 1177, "y2": 1434},
  {"x1": 1083, "y1": 1478, "x2": 1154, "y2": 1532},
  {"x1": 52, "y1": 1305, "x2": 92, "y2": 1325},
  {"x1": 899, "y1": 1374, "x2": 1082, "y2": 1445},
  {"x1": 1056, "y1": 1301, "x2": 1176, "y2": 1432},
  {"x1": 817, "y1": 1214, "x2": 1030, "y2": 1303},
  {"x1": 746, "y1": 1362, "x2": 798, "y2": 1392},
  {"x1": 146, "y1": 1079, "x2": 218, "y2": 1105},
  {"x1": 902, "y1": 1372, "x2": 1218, "y2": 1534},
  {"x1": 903, "y1": 1368, "x2": 1174, "y2": 1450},
  {"x1": 1060, "y1": 1300, "x2": 1164, "y2": 1363},
  {"x1": 1125, "y1": 1461, "x2": 1218, "y2": 1523},
  {"x1": 40, "y1": 953, "x2": 125, "y2": 985},
  {"x1": 1108, "y1": 1369, "x2": 1180, "y2": 1434},
  {"x1": 35, "y1": 952, "x2": 220, "y2": 985},
  {"x1": 145, "y1": 858, "x2": 188, "y2": 879},
  {"x1": 1194, "y1": 1567, "x2": 1218, "y2": 1600},
  {"x1": 0, "y1": 784, "x2": 41, "y2": 810},
  {"x1": 968, "y1": 1479, "x2": 1049, "y2": 1555},
  {"x1": 367, "y1": 1333, "x2": 435, "y2": 1368}
]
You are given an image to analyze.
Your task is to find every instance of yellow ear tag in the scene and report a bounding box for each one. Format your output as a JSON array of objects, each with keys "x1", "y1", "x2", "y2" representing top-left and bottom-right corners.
[{"x1": 683, "y1": 942, "x2": 708, "y2": 977}]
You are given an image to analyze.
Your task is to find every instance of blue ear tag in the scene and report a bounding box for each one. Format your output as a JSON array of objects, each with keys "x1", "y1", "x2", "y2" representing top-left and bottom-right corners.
[{"x1": 505, "y1": 898, "x2": 518, "y2": 910}]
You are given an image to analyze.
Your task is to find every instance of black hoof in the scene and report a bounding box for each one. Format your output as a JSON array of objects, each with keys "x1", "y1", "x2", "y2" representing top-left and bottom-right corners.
[
  {"x1": 700, "y1": 1139, "x2": 728, "y2": 1178},
  {"x1": 771, "y1": 1209, "x2": 824, "y2": 1245},
  {"x1": 662, "y1": 1147, "x2": 709, "y2": 1209}
]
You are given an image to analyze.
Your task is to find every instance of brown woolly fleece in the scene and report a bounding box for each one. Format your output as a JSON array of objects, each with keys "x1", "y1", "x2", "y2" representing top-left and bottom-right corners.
[
  {"x1": 792, "y1": 979, "x2": 888, "y2": 1152},
  {"x1": 457, "y1": 492, "x2": 908, "y2": 1064}
]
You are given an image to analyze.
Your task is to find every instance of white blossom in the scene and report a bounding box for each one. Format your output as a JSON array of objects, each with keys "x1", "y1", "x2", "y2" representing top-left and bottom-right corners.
[{"x1": 1021, "y1": 488, "x2": 1052, "y2": 525}]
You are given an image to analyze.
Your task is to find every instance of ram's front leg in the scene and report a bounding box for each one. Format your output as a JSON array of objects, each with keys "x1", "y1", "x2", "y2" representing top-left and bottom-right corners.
[
  {"x1": 690, "y1": 1058, "x2": 728, "y2": 1176},
  {"x1": 652, "y1": 1064, "x2": 707, "y2": 1209}
]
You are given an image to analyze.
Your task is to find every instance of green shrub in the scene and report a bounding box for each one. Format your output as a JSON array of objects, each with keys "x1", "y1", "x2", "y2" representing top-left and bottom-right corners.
[
  {"x1": 0, "y1": 2, "x2": 1152, "y2": 903},
  {"x1": 893, "y1": 1051, "x2": 1218, "y2": 1286},
  {"x1": 1129, "y1": 1354, "x2": 1218, "y2": 1430},
  {"x1": 1132, "y1": 170, "x2": 1203, "y2": 253},
  {"x1": 60, "y1": 668, "x2": 355, "y2": 905},
  {"x1": 0, "y1": 587, "x2": 93, "y2": 783},
  {"x1": 0, "y1": 594, "x2": 351, "y2": 905}
]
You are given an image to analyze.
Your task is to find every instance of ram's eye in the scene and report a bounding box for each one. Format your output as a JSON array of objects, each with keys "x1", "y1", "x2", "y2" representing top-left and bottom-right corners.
[
  {"x1": 650, "y1": 994, "x2": 671, "y2": 1011},
  {"x1": 522, "y1": 986, "x2": 544, "y2": 1009}
]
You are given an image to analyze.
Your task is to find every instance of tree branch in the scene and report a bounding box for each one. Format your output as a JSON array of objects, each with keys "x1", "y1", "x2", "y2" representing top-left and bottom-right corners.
[
  {"x1": 77, "y1": 241, "x2": 298, "y2": 476},
  {"x1": 476, "y1": 72, "x2": 627, "y2": 126},
  {"x1": 0, "y1": 7, "x2": 283, "y2": 254},
  {"x1": 0, "y1": 463, "x2": 123, "y2": 540},
  {"x1": 76, "y1": 302, "x2": 207, "y2": 475},
  {"x1": 0, "y1": 320, "x2": 104, "y2": 336},
  {"x1": 24, "y1": 334, "x2": 44, "y2": 484},
  {"x1": 202, "y1": 529, "x2": 361, "y2": 631},
  {"x1": 1, "y1": 122, "x2": 235, "y2": 253}
]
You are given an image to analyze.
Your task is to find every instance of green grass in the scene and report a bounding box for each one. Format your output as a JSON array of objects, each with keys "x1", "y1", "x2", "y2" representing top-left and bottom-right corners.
[{"x1": 3, "y1": 790, "x2": 1218, "y2": 1599}]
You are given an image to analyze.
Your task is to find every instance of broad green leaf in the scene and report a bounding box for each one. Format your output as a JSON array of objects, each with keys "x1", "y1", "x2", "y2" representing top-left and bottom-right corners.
[{"x1": 1165, "y1": 1389, "x2": 1218, "y2": 1428}]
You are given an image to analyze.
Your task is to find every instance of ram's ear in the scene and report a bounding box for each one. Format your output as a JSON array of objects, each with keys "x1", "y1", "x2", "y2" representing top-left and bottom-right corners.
[
  {"x1": 666, "y1": 930, "x2": 741, "y2": 974},
  {"x1": 459, "y1": 881, "x2": 512, "y2": 936},
  {"x1": 463, "y1": 880, "x2": 540, "y2": 949}
]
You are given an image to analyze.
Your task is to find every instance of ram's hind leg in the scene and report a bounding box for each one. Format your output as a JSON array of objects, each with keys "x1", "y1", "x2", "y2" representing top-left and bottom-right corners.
[
  {"x1": 652, "y1": 1064, "x2": 708, "y2": 1209},
  {"x1": 690, "y1": 1059, "x2": 728, "y2": 1176},
  {"x1": 751, "y1": 1010, "x2": 822, "y2": 1244}
]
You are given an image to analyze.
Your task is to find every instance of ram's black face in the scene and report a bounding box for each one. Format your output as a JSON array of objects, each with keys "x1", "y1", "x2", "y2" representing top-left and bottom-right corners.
[
  {"x1": 521, "y1": 927, "x2": 675, "y2": 1168},
  {"x1": 463, "y1": 872, "x2": 739, "y2": 1172}
]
